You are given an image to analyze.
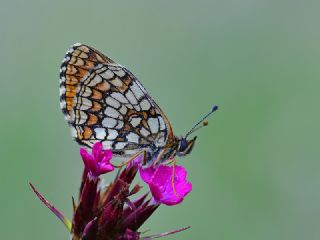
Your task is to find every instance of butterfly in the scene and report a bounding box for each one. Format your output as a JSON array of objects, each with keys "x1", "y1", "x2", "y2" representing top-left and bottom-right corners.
[{"x1": 59, "y1": 43, "x2": 217, "y2": 165}]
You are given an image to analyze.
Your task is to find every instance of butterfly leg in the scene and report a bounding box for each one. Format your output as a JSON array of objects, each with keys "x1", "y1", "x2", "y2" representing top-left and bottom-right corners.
[
  {"x1": 171, "y1": 159, "x2": 182, "y2": 198},
  {"x1": 152, "y1": 148, "x2": 167, "y2": 167},
  {"x1": 112, "y1": 150, "x2": 147, "y2": 168}
]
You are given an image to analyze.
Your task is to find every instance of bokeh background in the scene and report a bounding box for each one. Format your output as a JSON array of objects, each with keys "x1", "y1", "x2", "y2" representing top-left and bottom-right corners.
[{"x1": 1, "y1": 0, "x2": 320, "y2": 239}]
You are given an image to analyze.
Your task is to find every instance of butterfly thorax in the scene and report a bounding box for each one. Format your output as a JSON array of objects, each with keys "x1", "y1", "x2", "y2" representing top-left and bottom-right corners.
[{"x1": 149, "y1": 136, "x2": 197, "y2": 166}]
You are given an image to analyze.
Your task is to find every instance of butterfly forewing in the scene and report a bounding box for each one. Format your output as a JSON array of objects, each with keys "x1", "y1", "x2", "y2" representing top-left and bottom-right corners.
[
  {"x1": 60, "y1": 44, "x2": 174, "y2": 157},
  {"x1": 59, "y1": 43, "x2": 114, "y2": 121}
]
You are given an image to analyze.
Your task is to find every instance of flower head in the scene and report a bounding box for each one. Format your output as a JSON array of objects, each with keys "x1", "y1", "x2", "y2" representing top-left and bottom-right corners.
[
  {"x1": 140, "y1": 164, "x2": 192, "y2": 206},
  {"x1": 31, "y1": 146, "x2": 191, "y2": 239},
  {"x1": 80, "y1": 142, "x2": 114, "y2": 178},
  {"x1": 72, "y1": 162, "x2": 160, "y2": 240}
]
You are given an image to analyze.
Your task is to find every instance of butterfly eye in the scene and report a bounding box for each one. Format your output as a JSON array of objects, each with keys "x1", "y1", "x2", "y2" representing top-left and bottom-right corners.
[{"x1": 178, "y1": 138, "x2": 188, "y2": 152}]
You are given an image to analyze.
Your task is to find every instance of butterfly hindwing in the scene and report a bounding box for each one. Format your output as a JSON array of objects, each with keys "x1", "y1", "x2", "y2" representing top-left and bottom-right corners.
[{"x1": 69, "y1": 63, "x2": 173, "y2": 157}]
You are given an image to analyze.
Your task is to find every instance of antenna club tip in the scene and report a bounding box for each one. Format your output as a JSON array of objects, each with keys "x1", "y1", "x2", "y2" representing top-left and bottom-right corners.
[
  {"x1": 203, "y1": 120, "x2": 209, "y2": 126},
  {"x1": 212, "y1": 105, "x2": 219, "y2": 112}
]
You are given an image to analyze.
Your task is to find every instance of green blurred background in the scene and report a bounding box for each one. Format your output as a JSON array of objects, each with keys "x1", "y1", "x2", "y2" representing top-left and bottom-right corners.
[{"x1": 1, "y1": 0, "x2": 320, "y2": 239}]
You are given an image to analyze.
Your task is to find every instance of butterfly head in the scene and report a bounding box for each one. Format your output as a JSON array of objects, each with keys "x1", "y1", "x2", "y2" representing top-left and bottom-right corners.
[{"x1": 176, "y1": 136, "x2": 197, "y2": 157}]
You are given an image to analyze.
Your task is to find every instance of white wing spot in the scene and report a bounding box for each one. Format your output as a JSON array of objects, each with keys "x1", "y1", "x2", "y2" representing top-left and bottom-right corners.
[
  {"x1": 111, "y1": 92, "x2": 129, "y2": 104},
  {"x1": 133, "y1": 104, "x2": 141, "y2": 111},
  {"x1": 79, "y1": 98, "x2": 92, "y2": 110},
  {"x1": 119, "y1": 105, "x2": 127, "y2": 114},
  {"x1": 60, "y1": 86, "x2": 66, "y2": 95},
  {"x1": 114, "y1": 69, "x2": 126, "y2": 77},
  {"x1": 129, "y1": 117, "x2": 142, "y2": 127},
  {"x1": 105, "y1": 97, "x2": 120, "y2": 109},
  {"x1": 105, "y1": 107, "x2": 121, "y2": 119},
  {"x1": 140, "y1": 99, "x2": 151, "y2": 110},
  {"x1": 95, "y1": 65, "x2": 107, "y2": 74},
  {"x1": 108, "y1": 65, "x2": 120, "y2": 71},
  {"x1": 94, "y1": 128, "x2": 106, "y2": 140},
  {"x1": 115, "y1": 121, "x2": 124, "y2": 129},
  {"x1": 102, "y1": 140, "x2": 113, "y2": 149},
  {"x1": 140, "y1": 127, "x2": 150, "y2": 137},
  {"x1": 77, "y1": 111, "x2": 88, "y2": 124},
  {"x1": 159, "y1": 117, "x2": 166, "y2": 130},
  {"x1": 148, "y1": 117, "x2": 159, "y2": 134},
  {"x1": 130, "y1": 82, "x2": 145, "y2": 100},
  {"x1": 87, "y1": 75, "x2": 102, "y2": 86},
  {"x1": 80, "y1": 86, "x2": 92, "y2": 97},
  {"x1": 115, "y1": 142, "x2": 127, "y2": 150},
  {"x1": 107, "y1": 129, "x2": 118, "y2": 140},
  {"x1": 60, "y1": 101, "x2": 66, "y2": 109},
  {"x1": 70, "y1": 127, "x2": 77, "y2": 138},
  {"x1": 125, "y1": 90, "x2": 138, "y2": 105},
  {"x1": 126, "y1": 132, "x2": 139, "y2": 143},
  {"x1": 102, "y1": 117, "x2": 117, "y2": 128}
]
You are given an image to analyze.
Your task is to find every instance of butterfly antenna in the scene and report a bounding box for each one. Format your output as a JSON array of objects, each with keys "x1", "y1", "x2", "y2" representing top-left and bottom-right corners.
[{"x1": 185, "y1": 105, "x2": 219, "y2": 138}]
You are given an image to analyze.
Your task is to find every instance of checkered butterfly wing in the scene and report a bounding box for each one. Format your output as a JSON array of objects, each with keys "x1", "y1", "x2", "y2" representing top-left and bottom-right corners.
[
  {"x1": 59, "y1": 43, "x2": 114, "y2": 121},
  {"x1": 60, "y1": 44, "x2": 174, "y2": 157}
]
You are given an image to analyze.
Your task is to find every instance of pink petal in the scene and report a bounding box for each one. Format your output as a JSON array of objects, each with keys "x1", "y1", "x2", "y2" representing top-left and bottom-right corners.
[
  {"x1": 80, "y1": 143, "x2": 115, "y2": 178},
  {"x1": 175, "y1": 166, "x2": 187, "y2": 180},
  {"x1": 99, "y1": 163, "x2": 114, "y2": 174},
  {"x1": 140, "y1": 164, "x2": 192, "y2": 206},
  {"x1": 103, "y1": 149, "x2": 113, "y2": 161},
  {"x1": 80, "y1": 148, "x2": 89, "y2": 160},
  {"x1": 161, "y1": 181, "x2": 192, "y2": 206},
  {"x1": 139, "y1": 167, "x2": 156, "y2": 183},
  {"x1": 148, "y1": 183, "x2": 164, "y2": 202},
  {"x1": 80, "y1": 148, "x2": 96, "y2": 170},
  {"x1": 92, "y1": 142, "x2": 102, "y2": 159},
  {"x1": 152, "y1": 165, "x2": 173, "y2": 186},
  {"x1": 161, "y1": 196, "x2": 183, "y2": 206}
]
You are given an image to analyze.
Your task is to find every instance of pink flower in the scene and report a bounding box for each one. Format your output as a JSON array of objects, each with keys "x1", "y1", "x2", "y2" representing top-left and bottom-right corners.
[
  {"x1": 140, "y1": 165, "x2": 192, "y2": 206},
  {"x1": 31, "y1": 145, "x2": 191, "y2": 239},
  {"x1": 80, "y1": 142, "x2": 114, "y2": 178}
]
